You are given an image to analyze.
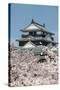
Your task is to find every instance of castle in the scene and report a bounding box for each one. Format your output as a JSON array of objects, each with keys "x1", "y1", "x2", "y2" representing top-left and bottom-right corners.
[{"x1": 16, "y1": 19, "x2": 57, "y2": 48}]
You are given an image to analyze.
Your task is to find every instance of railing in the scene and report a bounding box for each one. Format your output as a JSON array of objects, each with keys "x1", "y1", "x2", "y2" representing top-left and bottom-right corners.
[
  {"x1": 21, "y1": 36, "x2": 52, "y2": 41},
  {"x1": 21, "y1": 37, "x2": 44, "y2": 40},
  {"x1": 22, "y1": 34, "x2": 46, "y2": 38}
]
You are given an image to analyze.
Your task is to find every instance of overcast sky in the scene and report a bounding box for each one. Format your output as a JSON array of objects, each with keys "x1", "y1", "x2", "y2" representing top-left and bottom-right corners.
[{"x1": 9, "y1": 3, "x2": 58, "y2": 46}]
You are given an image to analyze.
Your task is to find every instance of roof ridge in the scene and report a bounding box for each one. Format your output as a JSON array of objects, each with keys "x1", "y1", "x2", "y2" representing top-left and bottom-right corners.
[{"x1": 31, "y1": 19, "x2": 43, "y2": 27}]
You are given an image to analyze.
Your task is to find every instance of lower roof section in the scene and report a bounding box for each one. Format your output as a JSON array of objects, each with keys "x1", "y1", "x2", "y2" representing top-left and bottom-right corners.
[
  {"x1": 23, "y1": 41, "x2": 36, "y2": 48},
  {"x1": 16, "y1": 38, "x2": 58, "y2": 44}
]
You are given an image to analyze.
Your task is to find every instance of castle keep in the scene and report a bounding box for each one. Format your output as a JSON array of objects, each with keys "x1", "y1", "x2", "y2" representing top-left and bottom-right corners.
[{"x1": 16, "y1": 19, "x2": 57, "y2": 48}]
